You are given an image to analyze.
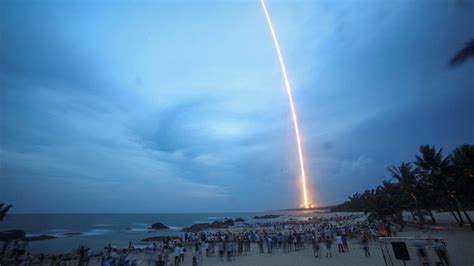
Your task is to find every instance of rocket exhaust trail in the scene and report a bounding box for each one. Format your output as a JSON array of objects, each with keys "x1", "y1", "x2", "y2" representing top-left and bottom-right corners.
[{"x1": 260, "y1": 0, "x2": 311, "y2": 208}]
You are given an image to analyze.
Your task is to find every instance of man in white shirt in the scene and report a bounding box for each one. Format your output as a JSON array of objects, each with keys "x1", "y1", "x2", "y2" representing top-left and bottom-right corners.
[{"x1": 174, "y1": 245, "x2": 181, "y2": 266}]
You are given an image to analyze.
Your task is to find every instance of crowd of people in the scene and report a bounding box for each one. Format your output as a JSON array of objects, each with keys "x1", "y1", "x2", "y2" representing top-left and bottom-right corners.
[
  {"x1": 108, "y1": 214, "x2": 384, "y2": 266},
  {"x1": 1, "y1": 214, "x2": 403, "y2": 266}
]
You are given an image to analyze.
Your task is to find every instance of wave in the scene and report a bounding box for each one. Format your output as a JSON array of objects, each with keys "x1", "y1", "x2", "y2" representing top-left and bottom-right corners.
[
  {"x1": 128, "y1": 227, "x2": 149, "y2": 232},
  {"x1": 83, "y1": 229, "x2": 112, "y2": 236},
  {"x1": 168, "y1": 226, "x2": 183, "y2": 230}
]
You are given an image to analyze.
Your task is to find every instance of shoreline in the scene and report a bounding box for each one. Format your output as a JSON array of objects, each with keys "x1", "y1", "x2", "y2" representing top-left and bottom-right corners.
[{"x1": 2, "y1": 211, "x2": 473, "y2": 265}]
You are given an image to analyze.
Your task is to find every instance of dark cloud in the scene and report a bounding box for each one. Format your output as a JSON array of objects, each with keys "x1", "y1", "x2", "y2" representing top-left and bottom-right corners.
[{"x1": 0, "y1": 0, "x2": 472, "y2": 212}]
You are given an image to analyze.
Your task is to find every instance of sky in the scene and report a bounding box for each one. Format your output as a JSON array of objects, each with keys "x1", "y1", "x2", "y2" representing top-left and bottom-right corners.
[{"x1": 0, "y1": 0, "x2": 473, "y2": 213}]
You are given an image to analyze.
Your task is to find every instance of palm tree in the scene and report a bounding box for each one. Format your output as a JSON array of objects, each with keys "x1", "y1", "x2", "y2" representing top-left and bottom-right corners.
[
  {"x1": 415, "y1": 145, "x2": 465, "y2": 227},
  {"x1": 450, "y1": 39, "x2": 474, "y2": 67},
  {"x1": 0, "y1": 203, "x2": 13, "y2": 221},
  {"x1": 451, "y1": 144, "x2": 474, "y2": 230},
  {"x1": 389, "y1": 162, "x2": 426, "y2": 224}
]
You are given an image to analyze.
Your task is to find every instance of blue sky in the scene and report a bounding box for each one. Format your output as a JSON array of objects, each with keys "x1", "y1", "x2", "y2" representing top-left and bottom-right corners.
[{"x1": 1, "y1": 0, "x2": 473, "y2": 213}]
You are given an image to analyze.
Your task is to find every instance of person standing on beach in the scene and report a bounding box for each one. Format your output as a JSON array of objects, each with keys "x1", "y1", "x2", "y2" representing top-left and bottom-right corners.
[
  {"x1": 225, "y1": 241, "x2": 233, "y2": 262},
  {"x1": 78, "y1": 246, "x2": 85, "y2": 266},
  {"x1": 237, "y1": 237, "x2": 243, "y2": 255},
  {"x1": 267, "y1": 236, "x2": 273, "y2": 254},
  {"x1": 84, "y1": 248, "x2": 91, "y2": 266},
  {"x1": 244, "y1": 236, "x2": 251, "y2": 253},
  {"x1": 362, "y1": 235, "x2": 371, "y2": 257},
  {"x1": 325, "y1": 236, "x2": 333, "y2": 258},
  {"x1": 336, "y1": 233, "x2": 344, "y2": 253},
  {"x1": 118, "y1": 249, "x2": 128, "y2": 266},
  {"x1": 311, "y1": 236, "x2": 320, "y2": 258},
  {"x1": 434, "y1": 240, "x2": 450, "y2": 266},
  {"x1": 342, "y1": 233, "x2": 349, "y2": 252},
  {"x1": 258, "y1": 236, "x2": 264, "y2": 253},
  {"x1": 192, "y1": 253, "x2": 198, "y2": 266},
  {"x1": 180, "y1": 244, "x2": 185, "y2": 263},
  {"x1": 101, "y1": 255, "x2": 110, "y2": 266},
  {"x1": 174, "y1": 244, "x2": 181, "y2": 266}
]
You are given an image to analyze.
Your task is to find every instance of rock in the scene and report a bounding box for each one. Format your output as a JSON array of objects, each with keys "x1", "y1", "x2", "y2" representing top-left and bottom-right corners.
[
  {"x1": 235, "y1": 218, "x2": 246, "y2": 222},
  {"x1": 210, "y1": 221, "x2": 226, "y2": 228},
  {"x1": 25, "y1": 235, "x2": 57, "y2": 241},
  {"x1": 253, "y1": 214, "x2": 281, "y2": 219},
  {"x1": 181, "y1": 223, "x2": 212, "y2": 232},
  {"x1": 223, "y1": 219, "x2": 234, "y2": 226},
  {"x1": 150, "y1": 222, "x2": 169, "y2": 230},
  {"x1": 141, "y1": 236, "x2": 179, "y2": 242},
  {"x1": 0, "y1": 230, "x2": 26, "y2": 241},
  {"x1": 182, "y1": 219, "x2": 235, "y2": 233}
]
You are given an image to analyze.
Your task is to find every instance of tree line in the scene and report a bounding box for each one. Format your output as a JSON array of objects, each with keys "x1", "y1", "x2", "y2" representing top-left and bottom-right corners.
[{"x1": 331, "y1": 144, "x2": 474, "y2": 231}]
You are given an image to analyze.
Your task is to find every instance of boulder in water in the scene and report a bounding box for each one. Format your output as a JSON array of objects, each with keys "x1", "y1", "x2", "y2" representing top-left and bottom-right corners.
[
  {"x1": 150, "y1": 222, "x2": 169, "y2": 230},
  {"x1": 181, "y1": 223, "x2": 212, "y2": 232},
  {"x1": 223, "y1": 219, "x2": 234, "y2": 226},
  {"x1": 210, "y1": 221, "x2": 226, "y2": 228}
]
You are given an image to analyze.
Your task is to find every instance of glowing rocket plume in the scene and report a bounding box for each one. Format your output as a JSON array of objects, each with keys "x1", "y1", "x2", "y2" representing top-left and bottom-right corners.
[{"x1": 260, "y1": 0, "x2": 311, "y2": 208}]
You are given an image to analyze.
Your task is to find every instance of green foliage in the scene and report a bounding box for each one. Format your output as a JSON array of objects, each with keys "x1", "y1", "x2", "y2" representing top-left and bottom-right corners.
[
  {"x1": 331, "y1": 144, "x2": 474, "y2": 229},
  {"x1": 0, "y1": 203, "x2": 13, "y2": 221}
]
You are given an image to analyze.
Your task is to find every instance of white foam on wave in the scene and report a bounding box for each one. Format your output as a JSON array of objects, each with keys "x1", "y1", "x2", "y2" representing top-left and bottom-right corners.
[
  {"x1": 168, "y1": 226, "x2": 183, "y2": 230},
  {"x1": 83, "y1": 229, "x2": 112, "y2": 236},
  {"x1": 129, "y1": 228, "x2": 149, "y2": 232}
]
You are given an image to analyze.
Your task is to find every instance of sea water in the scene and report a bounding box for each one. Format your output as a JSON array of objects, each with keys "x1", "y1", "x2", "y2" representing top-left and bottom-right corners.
[{"x1": 0, "y1": 212, "x2": 267, "y2": 254}]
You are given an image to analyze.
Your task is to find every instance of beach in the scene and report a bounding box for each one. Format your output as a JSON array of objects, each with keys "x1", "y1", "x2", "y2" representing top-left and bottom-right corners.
[{"x1": 3, "y1": 211, "x2": 473, "y2": 266}]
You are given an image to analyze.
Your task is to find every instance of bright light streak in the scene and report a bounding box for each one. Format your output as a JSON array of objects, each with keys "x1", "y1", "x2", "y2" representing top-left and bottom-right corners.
[{"x1": 260, "y1": 0, "x2": 311, "y2": 208}]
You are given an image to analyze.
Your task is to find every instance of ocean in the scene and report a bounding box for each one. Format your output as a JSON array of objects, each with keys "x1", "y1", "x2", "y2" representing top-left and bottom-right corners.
[{"x1": 0, "y1": 212, "x2": 270, "y2": 254}]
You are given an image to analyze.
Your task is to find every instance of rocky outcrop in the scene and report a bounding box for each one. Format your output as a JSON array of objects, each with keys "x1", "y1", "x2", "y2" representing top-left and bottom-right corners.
[
  {"x1": 150, "y1": 222, "x2": 169, "y2": 230},
  {"x1": 211, "y1": 221, "x2": 227, "y2": 228},
  {"x1": 181, "y1": 219, "x2": 235, "y2": 232},
  {"x1": 182, "y1": 223, "x2": 212, "y2": 232},
  {"x1": 235, "y1": 218, "x2": 245, "y2": 222},
  {"x1": 0, "y1": 230, "x2": 26, "y2": 241},
  {"x1": 223, "y1": 219, "x2": 234, "y2": 226},
  {"x1": 253, "y1": 214, "x2": 281, "y2": 219}
]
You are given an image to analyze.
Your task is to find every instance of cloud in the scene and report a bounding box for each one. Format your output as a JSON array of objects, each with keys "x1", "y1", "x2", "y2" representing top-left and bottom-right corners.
[{"x1": 1, "y1": 0, "x2": 472, "y2": 212}]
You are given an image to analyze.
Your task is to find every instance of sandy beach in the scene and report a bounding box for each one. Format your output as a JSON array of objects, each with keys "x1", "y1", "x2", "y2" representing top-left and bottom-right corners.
[{"x1": 5, "y1": 211, "x2": 472, "y2": 266}]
